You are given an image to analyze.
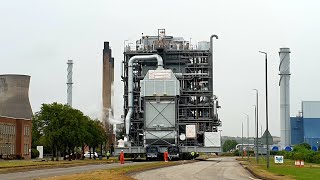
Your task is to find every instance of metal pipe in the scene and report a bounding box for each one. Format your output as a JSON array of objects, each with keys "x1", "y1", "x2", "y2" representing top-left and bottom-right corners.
[
  {"x1": 210, "y1": 35, "x2": 218, "y2": 96},
  {"x1": 125, "y1": 54, "x2": 164, "y2": 137}
]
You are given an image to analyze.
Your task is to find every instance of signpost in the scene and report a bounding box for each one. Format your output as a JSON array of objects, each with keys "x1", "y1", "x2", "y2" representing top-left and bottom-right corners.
[
  {"x1": 261, "y1": 130, "x2": 273, "y2": 145},
  {"x1": 261, "y1": 129, "x2": 273, "y2": 169},
  {"x1": 274, "y1": 156, "x2": 284, "y2": 164}
]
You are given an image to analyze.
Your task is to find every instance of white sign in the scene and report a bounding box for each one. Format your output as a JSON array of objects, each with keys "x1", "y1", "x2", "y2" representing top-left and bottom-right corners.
[
  {"x1": 186, "y1": 125, "x2": 196, "y2": 138},
  {"x1": 274, "y1": 156, "x2": 284, "y2": 163},
  {"x1": 37, "y1": 146, "x2": 44, "y2": 159}
]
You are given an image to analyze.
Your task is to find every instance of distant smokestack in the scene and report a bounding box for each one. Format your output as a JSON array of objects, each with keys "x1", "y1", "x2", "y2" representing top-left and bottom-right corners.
[
  {"x1": 103, "y1": 41, "x2": 115, "y2": 149},
  {"x1": 279, "y1": 48, "x2": 291, "y2": 148},
  {"x1": 67, "y1": 60, "x2": 73, "y2": 106}
]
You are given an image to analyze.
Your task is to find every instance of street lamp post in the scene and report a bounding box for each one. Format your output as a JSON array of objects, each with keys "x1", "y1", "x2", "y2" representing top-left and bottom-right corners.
[
  {"x1": 253, "y1": 89, "x2": 259, "y2": 163},
  {"x1": 253, "y1": 105, "x2": 257, "y2": 162},
  {"x1": 245, "y1": 114, "x2": 249, "y2": 160},
  {"x1": 259, "y1": 51, "x2": 270, "y2": 169},
  {"x1": 242, "y1": 122, "x2": 244, "y2": 159}
]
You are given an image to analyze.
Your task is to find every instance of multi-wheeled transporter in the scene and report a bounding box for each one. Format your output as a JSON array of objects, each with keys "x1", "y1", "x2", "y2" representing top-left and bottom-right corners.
[{"x1": 115, "y1": 29, "x2": 221, "y2": 159}]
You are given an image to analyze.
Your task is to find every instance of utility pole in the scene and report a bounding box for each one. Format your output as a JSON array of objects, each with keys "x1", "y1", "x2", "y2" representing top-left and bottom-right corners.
[
  {"x1": 253, "y1": 89, "x2": 259, "y2": 163},
  {"x1": 245, "y1": 114, "x2": 249, "y2": 160},
  {"x1": 242, "y1": 122, "x2": 244, "y2": 159},
  {"x1": 259, "y1": 51, "x2": 270, "y2": 169}
]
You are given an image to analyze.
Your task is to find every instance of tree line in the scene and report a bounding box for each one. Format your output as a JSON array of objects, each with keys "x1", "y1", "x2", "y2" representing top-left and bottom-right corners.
[{"x1": 32, "y1": 102, "x2": 107, "y2": 161}]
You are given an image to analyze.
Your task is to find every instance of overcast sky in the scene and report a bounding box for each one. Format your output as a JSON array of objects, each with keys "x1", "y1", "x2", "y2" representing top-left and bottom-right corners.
[{"x1": 1, "y1": 0, "x2": 319, "y2": 137}]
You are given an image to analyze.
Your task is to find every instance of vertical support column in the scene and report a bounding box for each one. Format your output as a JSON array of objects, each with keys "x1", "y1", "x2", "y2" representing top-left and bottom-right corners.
[{"x1": 279, "y1": 48, "x2": 291, "y2": 148}]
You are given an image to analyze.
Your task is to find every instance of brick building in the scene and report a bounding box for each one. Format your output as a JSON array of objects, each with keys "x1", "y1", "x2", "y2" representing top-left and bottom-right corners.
[
  {"x1": 0, "y1": 74, "x2": 33, "y2": 159},
  {"x1": 0, "y1": 116, "x2": 32, "y2": 159}
]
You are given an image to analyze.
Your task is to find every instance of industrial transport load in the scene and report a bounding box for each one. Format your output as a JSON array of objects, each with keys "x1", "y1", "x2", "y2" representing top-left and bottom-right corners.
[{"x1": 115, "y1": 29, "x2": 222, "y2": 159}]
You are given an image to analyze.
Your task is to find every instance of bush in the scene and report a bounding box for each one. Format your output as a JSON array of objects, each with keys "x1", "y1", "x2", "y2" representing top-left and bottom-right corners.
[
  {"x1": 299, "y1": 143, "x2": 311, "y2": 150},
  {"x1": 31, "y1": 149, "x2": 40, "y2": 159},
  {"x1": 270, "y1": 151, "x2": 278, "y2": 155},
  {"x1": 312, "y1": 153, "x2": 320, "y2": 164},
  {"x1": 233, "y1": 149, "x2": 240, "y2": 156}
]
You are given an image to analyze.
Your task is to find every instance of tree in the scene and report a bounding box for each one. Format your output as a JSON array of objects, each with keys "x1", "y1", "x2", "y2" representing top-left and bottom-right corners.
[
  {"x1": 86, "y1": 119, "x2": 107, "y2": 159},
  {"x1": 32, "y1": 102, "x2": 108, "y2": 161},
  {"x1": 222, "y1": 140, "x2": 238, "y2": 152},
  {"x1": 32, "y1": 102, "x2": 91, "y2": 161},
  {"x1": 299, "y1": 143, "x2": 311, "y2": 150}
]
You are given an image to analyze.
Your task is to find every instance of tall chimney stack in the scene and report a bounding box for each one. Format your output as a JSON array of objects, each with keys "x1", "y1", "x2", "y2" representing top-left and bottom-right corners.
[
  {"x1": 279, "y1": 48, "x2": 291, "y2": 148},
  {"x1": 103, "y1": 42, "x2": 115, "y2": 150},
  {"x1": 67, "y1": 60, "x2": 73, "y2": 106}
]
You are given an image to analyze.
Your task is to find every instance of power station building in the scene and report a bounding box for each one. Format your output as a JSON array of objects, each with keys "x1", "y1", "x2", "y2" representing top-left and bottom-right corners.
[
  {"x1": 0, "y1": 74, "x2": 33, "y2": 159},
  {"x1": 291, "y1": 101, "x2": 320, "y2": 148}
]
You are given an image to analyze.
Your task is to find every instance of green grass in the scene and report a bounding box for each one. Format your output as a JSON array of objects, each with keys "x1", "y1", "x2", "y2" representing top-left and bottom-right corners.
[
  {"x1": 0, "y1": 157, "x2": 119, "y2": 174},
  {"x1": 245, "y1": 157, "x2": 320, "y2": 180}
]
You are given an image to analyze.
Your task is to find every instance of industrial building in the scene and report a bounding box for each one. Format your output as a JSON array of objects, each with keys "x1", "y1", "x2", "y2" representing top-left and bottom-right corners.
[
  {"x1": 0, "y1": 74, "x2": 32, "y2": 159},
  {"x1": 115, "y1": 29, "x2": 221, "y2": 157},
  {"x1": 291, "y1": 101, "x2": 320, "y2": 148}
]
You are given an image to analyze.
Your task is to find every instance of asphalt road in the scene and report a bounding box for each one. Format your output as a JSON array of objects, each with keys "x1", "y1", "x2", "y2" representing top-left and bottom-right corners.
[
  {"x1": 0, "y1": 161, "x2": 150, "y2": 180},
  {"x1": 133, "y1": 157, "x2": 259, "y2": 180}
]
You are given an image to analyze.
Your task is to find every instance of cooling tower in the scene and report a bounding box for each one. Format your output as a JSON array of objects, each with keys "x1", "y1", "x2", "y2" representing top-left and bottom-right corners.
[{"x1": 0, "y1": 74, "x2": 33, "y2": 119}]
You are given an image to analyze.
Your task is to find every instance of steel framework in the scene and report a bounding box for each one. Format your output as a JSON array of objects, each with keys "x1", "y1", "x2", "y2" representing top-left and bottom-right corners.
[{"x1": 122, "y1": 31, "x2": 221, "y2": 148}]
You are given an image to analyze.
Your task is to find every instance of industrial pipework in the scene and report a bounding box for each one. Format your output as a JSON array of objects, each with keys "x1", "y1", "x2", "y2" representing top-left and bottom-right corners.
[
  {"x1": 67, "y1": 60, "x2": 73, "y2": 106},
  {"x1": 279, "y1": 48, "x2": 291, "y2": 148},
  {"x1": 210, "y1": 35, "x2": 218, "y2": 95},
  {"x1": 125, "y1": 54, "x2": 164, "y2": 137}
]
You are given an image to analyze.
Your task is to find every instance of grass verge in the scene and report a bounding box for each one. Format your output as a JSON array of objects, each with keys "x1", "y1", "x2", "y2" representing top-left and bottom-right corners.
[
  {"x1": 0, "y1": 158, "x2": 118, "y2": 174},
  {"x1": 38, "y1": 161, "x2": 189, "y2": 180},
  {"x1": 239, "y1": 157, "x2": 320, "y2": 180}
]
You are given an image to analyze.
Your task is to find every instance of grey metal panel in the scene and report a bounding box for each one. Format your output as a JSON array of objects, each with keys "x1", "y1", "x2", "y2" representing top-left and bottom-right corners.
[
  {"x1": 204, "y1": 132, "x2": 221, "y2": 147},
  {"x1": 0, "y1": 75, "x2": 32, "y2": 119},
  {"x1": 145, "y1": 130, "x2": 176, "y2": 139},
  {"x1": 145, "y1": 101, "x2": 176, "y2": 128},
  {"x1": 142, "y1": 80, "x2": 179, "y2": 97},
  {"x1": 114, "y1": 146, "x2": 145, "y2": 155},
  {"x1": 140, "y1": 69, "x2": 180, "y2": 97},
  {"x1": 145, "y1": 130, "x2": 176, "y2": 145},
  {"x1": 181, "y1": 146, "x2": 221, "y2": 153},
  {"x1": 302, "y1": 101, "x2": 320, "y2": 118}
]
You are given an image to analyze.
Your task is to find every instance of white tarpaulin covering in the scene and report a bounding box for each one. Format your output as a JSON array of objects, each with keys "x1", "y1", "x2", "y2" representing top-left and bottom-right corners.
[
  {"x1": 149, "y1": 70, "x2": 172, "y2": 80},
  {"x1": 186, "y1": 125, "x2": 196, "y2": 138},
  {"x1": 204, "y1": 132, "x2": 221, "y2": 147}
]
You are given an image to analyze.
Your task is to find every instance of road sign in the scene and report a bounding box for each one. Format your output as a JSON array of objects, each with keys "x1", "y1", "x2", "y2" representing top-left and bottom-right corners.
[
  {"x1": 261, "y1": 130, "x2": 273, "y2": 145},
  {"x1": 274, "y1": 156, "x2": 284, "y2": 163}
]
